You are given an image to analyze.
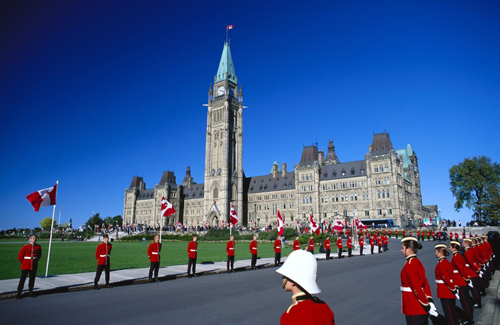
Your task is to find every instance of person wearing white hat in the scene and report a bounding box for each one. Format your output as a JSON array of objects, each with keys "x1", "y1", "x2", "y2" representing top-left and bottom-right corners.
[{"x1": 276, "y1": 250, "x2": 335, "y2": 324}]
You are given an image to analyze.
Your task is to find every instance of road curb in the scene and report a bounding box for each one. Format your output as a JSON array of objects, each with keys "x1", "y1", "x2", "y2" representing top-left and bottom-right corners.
[{"x1": 478, "y1": 272, "x2": 500, "y2": 325}]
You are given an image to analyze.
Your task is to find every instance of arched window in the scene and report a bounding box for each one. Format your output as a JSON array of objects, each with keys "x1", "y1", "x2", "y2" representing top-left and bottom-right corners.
[
  {"x1": 377, "y1": 205, "x2": 382, "y2": 215},
  {"x1": 364, "y1": 206, "x2": 369, "y2": 216},
  {"x1": 387, "y1": 204, "x2": 393, "y2": 215},
  {"x1": 354, "y1": 193, "x2": 358, "y2": 201},
  {"x1": 382, "y1": 190, "x2": 385, "y2": 198},
  {"x1": 362, "y1": 192, "x2": 366, "y2": 200},
  {"x1": 387, "y1": 189, "x2": 390, "y2": 198},
  {"x1": 377, "y1": 190, "x2": 381, "y2": 199},
  {"x1": 213, "y1": 187, "x2": 218, "y2": 199},
  {"x1": 350, "y1": 193, "x2": 354, "y2": 201},
  {"x1": 341, "y1": 194, "x2": 344, "y2": 202}
]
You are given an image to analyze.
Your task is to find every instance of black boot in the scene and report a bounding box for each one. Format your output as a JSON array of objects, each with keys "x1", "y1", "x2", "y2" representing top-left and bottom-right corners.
[
  {"x1": 94, "y1": 283, "x2": 100, "y2": 290},
  {"x1": 15, "y1": 290, "x2": 22, "y2": 299},
  {"x1": 28, "y1": 290, "x2": 37, "y2": 298}
]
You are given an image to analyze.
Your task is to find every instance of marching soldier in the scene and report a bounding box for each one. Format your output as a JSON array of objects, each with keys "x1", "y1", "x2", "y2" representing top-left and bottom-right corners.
[
  {"x1": 307, "y1": 235, "x2": 315, "y2": 254},
  {"x1": 16, "y1": 234, "x2": 42, "y2": 299},
  {"x1": 337, "y1": 236, "x2": 343, "y2": 259},
  {"x1": 324, "y1": 235, "x2": 331, "y2": 260},
  {"x1": 276, "y1": 250, "x2": 336, "y2": 324},
  {"x1": 347, "y1": 235, "x2": 353, "y2": 257},
  {"x1": 449, "y1": 241, "x2": 476, "y2": 323},
  {"x1": 293, "y1": 236, "x2": 301, "y2": 251},
  {"x1": 434, "y1": 243, "x2": 460, "y2": 324},
  {"x1": 187, "y1": 235, "x2": 198, "y2": 278},
  {"x1": 226, "y1": 235, "x2": 236, "y2": 273},
  {"x1": 147, "y1": 235, "x2": 162, "y2": 282},
  {"x1": 249, "y1": 235, "x2": 258, "y2": 269},
  {"x1": 400, "y1": 236, "x2": 437, "y2": 324},
  {"x1": 274, "y1": 235, "x2": 282, "y2": 266},
  {"x1": 94, "y1": 234, "x2": 112, "y2": 289}
]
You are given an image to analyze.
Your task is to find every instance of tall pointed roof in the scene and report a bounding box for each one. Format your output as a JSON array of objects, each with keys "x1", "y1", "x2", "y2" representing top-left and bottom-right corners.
[{"x1": 215, "y1": 42, "x2": 237, "y2": 84}]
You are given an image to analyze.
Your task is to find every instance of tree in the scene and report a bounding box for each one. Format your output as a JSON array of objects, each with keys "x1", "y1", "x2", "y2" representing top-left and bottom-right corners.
[
  {"x1": 449, "y1": 156, "x2": 500, "y2": 224},
  {"x1": 40, "y1": 217, "x2": 57, "y2": 231},
  {"x1": 86, "y1": 213, "x2": 104, "y2": 230}
]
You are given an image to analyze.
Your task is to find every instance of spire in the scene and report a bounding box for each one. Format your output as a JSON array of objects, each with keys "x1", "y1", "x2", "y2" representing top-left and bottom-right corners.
[
  {"x1": 215, "y1": 42, "x2": 237, "y2": 84},
  {"x1": 325, "y1": 140, "x2": 340, "y2": 164}
]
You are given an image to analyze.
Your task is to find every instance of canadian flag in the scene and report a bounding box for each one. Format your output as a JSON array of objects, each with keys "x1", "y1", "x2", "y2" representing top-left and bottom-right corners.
[
  {"x1": 230, "y1": 205, "x2": 239, "y2": 225},
  {"x1": 333, "y1": 218, "x2": 343, "y2": 231},
  {"x1": 161, "y1": 196, "x2": 176, "y2": 217},
  {"x1": 355, "y1": 219, "x2": 367, "y2": 229},
  {"x1": 345, "y1": 219, "x2": 352, "y2": 228},
  {"x1": 26, "y1": 184, "x2": 58, "y2": 212},
  {"x1": 277, "y1": 210, "x2": 284, "y2": 236},
  {"x1": 227, "y1": 25, "x2": 234, "y2": 30},
  {"x1": 310, "y1": 214, "x2": 320, "y2": 235}
]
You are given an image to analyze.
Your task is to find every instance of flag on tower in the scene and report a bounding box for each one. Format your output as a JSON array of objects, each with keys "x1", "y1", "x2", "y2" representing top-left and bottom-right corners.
[
  {"x1": 310, "y1": 214, "x2": 320, "y2": 235},
  {"x1": 227, "y1": 25, "x2": 234, "y2": 30},
  {"x1": 277, "y1": 210, "x2": 284, "y2": 236},
  {"x1": 230, "y1": 205, "x2": 239, "y2": 225},
  {"x1": 26, "y1": 184, "x2": 58, "y2": 212},
  {"x1": 161, "y1": 196, "x2": 176, "y2": 217}
]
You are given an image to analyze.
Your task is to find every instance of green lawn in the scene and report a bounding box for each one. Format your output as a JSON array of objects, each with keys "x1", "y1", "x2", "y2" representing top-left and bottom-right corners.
[{"x1": 0, "y1": 240, "x2": 322, "y2": 280}]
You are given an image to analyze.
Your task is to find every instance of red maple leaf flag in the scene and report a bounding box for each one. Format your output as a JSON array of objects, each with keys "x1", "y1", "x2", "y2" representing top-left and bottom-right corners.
[
  {"x1": 230, "y1": 205, "x2": 239, "y2": 225},
  {"x1": 227, "y1": 25, "x2": 234, "y2": 30},
  {"x1": 310, "y1": 214, "x2": 320, "y2": 235},
  {"x1": 333, "y1": 218, "x2": 343, "y2": 231},
  {"x1": 355, "y1": 218, "x2": 367, "y2": 229},
  {"x1": 277, "y1": 210, "x2": 284, "y2": 236},
  {"x1": 26, "y1": 184, "x2": 58, "y2": 212},
  {"x1": 161, "y1": 196, "x2": 176, "y2": 217}
]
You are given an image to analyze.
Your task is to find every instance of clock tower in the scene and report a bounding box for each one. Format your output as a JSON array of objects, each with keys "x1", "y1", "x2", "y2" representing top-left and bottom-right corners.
[{"x1": 204, "y1": 42, "x2": 244, "y2": 226}]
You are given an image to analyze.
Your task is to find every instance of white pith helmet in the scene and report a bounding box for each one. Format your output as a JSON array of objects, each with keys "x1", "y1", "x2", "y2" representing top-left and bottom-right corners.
[{"x1": 276, "y1": 250, "x2": 321, "y2": 294}]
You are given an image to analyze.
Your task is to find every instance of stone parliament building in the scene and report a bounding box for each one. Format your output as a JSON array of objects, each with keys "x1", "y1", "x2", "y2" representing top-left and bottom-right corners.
[{"x1": 123, "y1": 43, "x2": 437, "y2": 229}]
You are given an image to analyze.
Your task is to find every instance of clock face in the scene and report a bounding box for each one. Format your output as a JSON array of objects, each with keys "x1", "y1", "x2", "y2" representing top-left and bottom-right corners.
[{"x1": 217, "y1": 86, "x2": 226, "y2": 96}]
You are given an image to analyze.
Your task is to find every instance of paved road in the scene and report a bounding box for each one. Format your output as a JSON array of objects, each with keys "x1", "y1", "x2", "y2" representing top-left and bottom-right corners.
[{"x1": 0, "y1": 239, "x2": 481, "y2": 324}]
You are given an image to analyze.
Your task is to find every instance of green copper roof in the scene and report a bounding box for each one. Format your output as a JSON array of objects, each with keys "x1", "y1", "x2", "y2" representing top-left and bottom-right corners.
[
  {"x1": 396, "y1": 144, "x2": 414, "y2": 183},
  {"x1": 216, "y1": 42, "x2": 236, "y2": 84}
]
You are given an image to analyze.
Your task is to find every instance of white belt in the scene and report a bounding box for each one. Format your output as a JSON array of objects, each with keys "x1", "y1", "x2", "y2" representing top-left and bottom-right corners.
[
  {"x1": 400, "y1": 287, "x2": 412, "y2": 292},
  {"x1": 276, "y1": 247, "x2": 281, "y2": 249},
  {"x1": 24, "y1": 257, "x2": 33, "y2": 259},
  {"x1": 152, "y1": 252, "x2": 159, "y2": 255},
  {"x1": 190, "y1": 249, "x2": 197, "y2": 252},
  {"x1": 466, "y1": 264, "x2": 470, "y2": 267},
  {"x1": 453, "y1": 270, "x2": 459, "y2": 273},
  {"x1": 436, "y1": 280, "x2": 444, "y2": 284},
  {"x1": 100, "y1": 255, "x2": 109, "y2": 257},
  {"x1": 229, "y1": 248, "x2": 234, "y2": 250},
  {"x1": 251, "y1": 248, "x2": 257, "y2": 250}
]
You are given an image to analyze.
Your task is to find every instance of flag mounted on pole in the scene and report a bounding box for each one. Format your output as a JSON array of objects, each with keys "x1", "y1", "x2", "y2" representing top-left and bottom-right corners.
[
  {"x1": 161, "y1": 196, "x2": 176, "y2": 217},
  {"x1": 355, "y1": 218, "x2": 367, "y2": 229},
  {"x1": 277, "y1": 210, "x2": 284, "y2": 236},
  {"x1": 26, "y1": 184, "x2": 58, "y2": 212},
  {"x1": 310, "y1": 214, "x2": 320, "y2": 235},
  {"x1": 227, "y1": 25, "x2": 234, "y2": 30},
  {"x1": 230, "y1": 205, "x2": 239, "y2": 225},
  {"x1": 333, "y1": 218, "x2": 343, "y2": 231}
]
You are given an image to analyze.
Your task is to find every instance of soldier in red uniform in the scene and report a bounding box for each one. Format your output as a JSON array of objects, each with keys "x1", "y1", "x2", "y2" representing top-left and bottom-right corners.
[
  {"x1": 417, "y1": 230, "x2": 420, "y2": 241},
  {"x1": 409, "y1": 230, "x2": 413, "y2": 237},
  {"x1": 347, "y1": 235, "x2": 353, "y2": 257},
  {"x1": 16, "y1": 234, "x2": 42, "y2": 299},
  {"x1": 276, "y1": 250, "x2": 336, "y2": 325},
  {"x1": 187, "y1": 235, "x2": 198, "y2": 278},
  {"x1": 274, "y1": 235, "x2": 282, "y2": 266},
  {"x1": 377, "y1": 235, "x2": 383, "y2": 253},
  {"x1": 94, "y1": 234, "x2": 112, "y2": 289},
  {"x1": 249, "y1": 235, "x2": 258, "y2": 269},
  {"x1": 463, "y1": 238, "x2": 485, "y2": 297},
  {"x1": 402, "y1": 229, "x2": 406, "y2": 238},
  {"x1": 370, "y1": 235, "x2": 375, "y2": 254},
  {"x1": 307, "y1": 235, "x2": 314, "y2": 254},
  {"x1": 427, "y1": 230, "x2": 431, "y2": 242},
  {"x1": 449, "y1": 241, "x2": 476, "y2": 323},
  {"x1": 383, "y1": 234, "x2": 389, "y2": 252},
  {"x1": 147, "y1": 235, "x2": 162, "y2": 282},
  {"x1": 432, "y1": 231, "x2": 436, "y2": 242},
  {"x1": 293, "y1": 236, "x2": 300, "y2": 251},
  {"x1": 359, "y1": 234, "x2": 364, "y2": 256},
  {"x1": 400, "y1": 237, "x2": 437, "y2": 324},
  {"x1": 388, "y1": 229, "x2": 392, "y2": 238},
  {"x1": 324, "y1": 235, "x2": 331, "y2": 260},
  {"x1": 454, "y1": 232, "x2": 459, "y2": 242},
  {"x1": 434, "y1": 244, "x2": 460, "y2": 324},
  {"x1": 395, "y1": 229, "x2": 398, "y2": 239},
  {"x1": 226, "y1": 235, "x2": 236, "y2": 273},
  {"x1": 336, "y1": 236, "x2": 343, "y2": 259}
]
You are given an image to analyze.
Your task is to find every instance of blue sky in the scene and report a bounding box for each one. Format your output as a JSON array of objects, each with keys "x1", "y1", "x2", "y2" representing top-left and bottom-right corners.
[{"x1": 1, "y1": 0, "x2": 499, "y2": 230}]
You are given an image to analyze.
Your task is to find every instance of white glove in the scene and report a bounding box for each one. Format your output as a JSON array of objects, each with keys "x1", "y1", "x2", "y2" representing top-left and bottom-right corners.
[
  {"x1": 468, "y1": 281, "x2": 474, "y2": 288},
  {"x1": 455, "y1": 292, "x2": 460, "y2": 300},
  {"x1": 429, "y1": 302, "x2": 438, "y2": 317},
  {"x1": 494, "y1": 254, "x2": 496, "y2": 258},
  {"x1": 487, "y1": 262, "x2": 490, "y2": 267}
]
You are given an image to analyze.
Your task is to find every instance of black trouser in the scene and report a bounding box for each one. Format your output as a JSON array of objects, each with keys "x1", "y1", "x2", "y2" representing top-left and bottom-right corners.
[
  {"x1": 338, "y1": 249, "x2": 342, "y2": 259},
  {"x1": 94, "y1": 264, "x2": 110, "y2": 285},
  {"x1": 149, "y1": 261, "x2": 159, "y2": 280},
  {"x1": 371, "y1": 246, "x2": 374, "y2": 254},
  {"x1": 187, "y1": 257, "x2": 196, "y2": 275},
  {"x1": 360, "y1": 246, "x2": 363, "y2": 255},
  {"x1": 396, "y1": 234, "x2": 398, "y2": 239},
  {"x1": 348, "y1": 247, "x2": 352, "y2": 257},
  {"x1": 405, "y1": 314, "x2": 428, "y2": 325},
  {"x1": 457, "y1": 285, "x2": 474, "y2": 322},
  {"x1": 378, "y1": 245, "x2": 382, "y2": 253},
  {"x1": 325, "y1": 249, "x2": 330, "y2": 260},
  {"x1": 17, "y1": 268, "x2": 37, "y2": 291},
  {"x1": 251, "y1": 254, "x2": 257, "y2": 268},
  {"x1": 440, "y1": 298, "x2": 460, "y2": 325},
  {"x1": 471, "y1": 277, "x2": 483, "y2": 305},
  {"x1": 227, "y1": 255, "x2": 234, "y2": 271},
  {"x1": 275, "y1": 253, "x2": 281, "y2": 266}
]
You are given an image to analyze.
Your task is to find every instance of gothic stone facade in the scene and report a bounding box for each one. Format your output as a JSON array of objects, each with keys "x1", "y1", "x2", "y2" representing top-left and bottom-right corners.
[{"x1": 123, "y1": 43, "x2": 430, "y2": 229}]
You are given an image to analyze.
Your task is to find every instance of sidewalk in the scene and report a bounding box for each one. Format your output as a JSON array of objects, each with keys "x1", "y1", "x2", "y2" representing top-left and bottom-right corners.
[
  {"x1": 478, "y1": 271, "x2": 500, "y2": 325},
  {"x1": 0, "y1": 245, "x2": 367, "y2": 299}
]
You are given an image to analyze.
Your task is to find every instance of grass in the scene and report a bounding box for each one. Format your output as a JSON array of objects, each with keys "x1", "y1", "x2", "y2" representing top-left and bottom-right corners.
[{"x1": 0, "y1": 239, "x2": 333, "y2": 280}]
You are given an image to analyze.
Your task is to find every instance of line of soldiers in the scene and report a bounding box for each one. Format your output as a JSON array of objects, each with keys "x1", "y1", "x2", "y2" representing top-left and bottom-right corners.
[{"x1": 400, "y1": 235, "x2": 495, "y2": 325}]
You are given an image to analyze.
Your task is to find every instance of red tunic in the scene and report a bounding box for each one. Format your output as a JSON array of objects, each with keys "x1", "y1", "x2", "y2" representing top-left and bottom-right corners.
[
  {"x1": 395, "y1": 230, "x2": 398, "y2": 235},
  {"x1": 358, "y1": 237, "x2": 364, "y2": 247},
  {"x1": 400, "y1": 255, "x2": 432, "y2": 315},
  {"x1": 370, "y1": 237, "x2": 375, "y2": 246},
  {"x1": 324, "y1": 239, "x2": 331, "y2": 250},
  {"x1": 464, "y1": 247, "x2": 481, "y2": 273},
  {"x1": 226, "y1": 240, "x2": 235, "y2": 256},
  {"x1": 454, "y1": 233, "x2": 459, "y2": 240},
  {"x1": 249, "y1": 240, "x2": 258, "y2": 254},
  {"x1": 336, "y1": 238, "x2": 342, "y2": 249},
  {"x1": 95, "y1": 242, "x2": 112, "y2": 266},
  {"x1": 435, "y1": 257, "x2": 458, "y2": 299},
  {"x1": 451, "y1": 251, "x2": 477, "y2": 280},
  {"x1": 409, "y1": 231, "x2": 412, "y2": 237},
  {"x1": 18, "y1": 244, "x2": 42, "y2": 270},
  {"x1": 377, "y1": 237, "x2": 382, "y2": 246},
  {"x1": 402, "y1": 230, "x2": 406, "y2": 236},
  {"x1": 472, "y1": 245, "x2": 486, "y2": 265},
  {"x1": 383, "y1": 236, "x2": 388, "y2": 245},
  {"x1": 308, "y1": 239, "x2": 314, "y2": 251},
  {"x1": 293, "y1": 240, "x2": 300, "y2": 251},
  {"x1": 187, "y1": 241, "x2": 198, "y2": 258},
  {"x1": 281, "y1": 295, "x2": 335, "y2": 325},
  {"x1": 274, "y1": 239, "x2": 282, "y2": 253},
  {"x1": 388, "y1": 230, "x2": 392, "y2": 235},
  {"x1": 347, "y1": 238, "x2": 352, "y2": 248},
  {"x1": 147, "y1": 242, "x2": 162, "y2": 262},
  {"x1": 427, "y1": 231, "x2": 430, "y2": 238}
]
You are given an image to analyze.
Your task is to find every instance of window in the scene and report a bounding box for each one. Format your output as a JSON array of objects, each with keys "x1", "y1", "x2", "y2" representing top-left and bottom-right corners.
[
  {"x1": 377, "y1": 205, "x2": 382, "y2": 215},
  {"x1": 213, "y1": 187, "x2": 218, "y2": 199},
  {"x1": 377, "y1": 190, "x2": 381, "y2": 199},
  {"x1": 387, "y1": 204, "x2": 393, "y2": 215},
  {"x1": 362, "y1": 192, "x2": 366, "y2": 200},
  {"x1": 351, "y1": 168, "x2": 355, "y2": 175},
  {"x1": 374, "y1": 166, "x2": 378, "y2": 172},
  {"x1": 387, "y1": 189, "x2": 390, "y2": 198},
  {"x1": 382, "y1": 190, "x2": 385, "y2": 198},
  {"x1": 364, "y1": 206, "x2": 370, "y2": 216}
]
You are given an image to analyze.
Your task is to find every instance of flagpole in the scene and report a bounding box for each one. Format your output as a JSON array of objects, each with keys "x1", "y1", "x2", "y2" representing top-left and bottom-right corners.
[{"x1": 45, "y1": 180, "x2": 58, "y2": 278}]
